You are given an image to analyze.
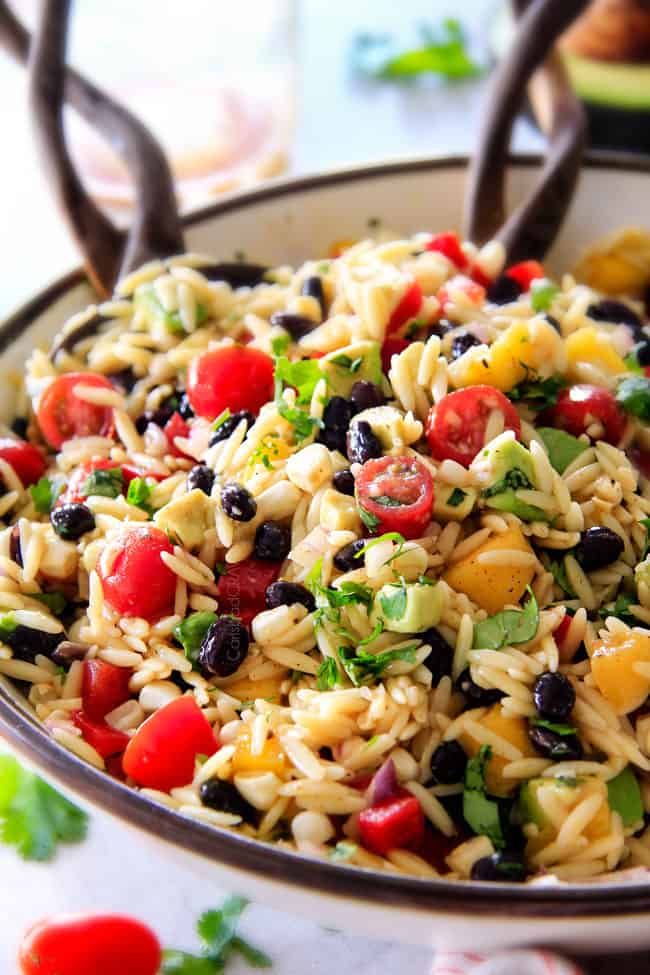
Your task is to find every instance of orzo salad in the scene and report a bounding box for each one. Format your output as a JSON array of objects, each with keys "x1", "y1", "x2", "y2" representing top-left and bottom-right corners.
[{"x1": 3, "y1": 227, "x2": 650, "y2": 884}]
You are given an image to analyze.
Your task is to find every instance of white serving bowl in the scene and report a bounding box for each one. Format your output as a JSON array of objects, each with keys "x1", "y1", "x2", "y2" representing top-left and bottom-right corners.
[{"x1": 2, "y1": 153, "x2": 650, "y2": 963}]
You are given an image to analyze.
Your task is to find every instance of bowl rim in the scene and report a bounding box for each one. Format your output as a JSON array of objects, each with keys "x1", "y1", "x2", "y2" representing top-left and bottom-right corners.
[{"x1": 3, "y1": 149, "x2": 650, "y2": 919}]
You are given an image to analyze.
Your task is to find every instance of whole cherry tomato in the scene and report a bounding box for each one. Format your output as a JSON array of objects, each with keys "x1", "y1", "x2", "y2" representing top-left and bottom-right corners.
[
  {"x1": 186, "y1": 346, "x2": 274, "y2": 420},
  {"x1": 97, "y1": 526, "x2": 177, "y2": 621},
  {"x1": 0, "y1": 437, "x2": 46, "y2": 486}
]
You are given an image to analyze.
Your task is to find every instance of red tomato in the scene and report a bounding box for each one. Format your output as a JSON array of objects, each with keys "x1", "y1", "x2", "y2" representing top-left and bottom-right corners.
[
  {"x1": 387, "y1": 280, "x2": 423, "y2": 335},
  {"x1": 61, "y1": 460, "x2": 121, "y2": 504},
  {"x1": 553, "y1": 614, "x2": 572, "y2": 651},
  {"x1": 468, "y1": 262, "x2": 492, "y2": 288},
  {"x1": 425, "y1": 232, "x2": 466, "y2": 270},
  {"x1": 217, "y1": 558, "x2": 280, "y2": 626},
  {"x1": 505, "y1": 260, "x2": 545, "y2": 291},
  {"x1": 425, "y1": 386, "x2": 522, "y2": 467},
  {"x1": 381, "y1": 336, "x2": 410, "y2": 375},
  {"x1": 36, "y1": 373, "x2": 115, "y2": 449},
  {"x1": 71, "y1": 711, "x2": 130, "y2": 759},
  {"x1": 120, "y1": 464, "x2": 166, "y2": 486},
  {"x1": 97, "y1": 525, "x2": 177, "y2": 621},
  {"x1": 543, "y1": 384, "x2": 626, "y2": 445},
  {"x1": 163, "y1": 412, "x2": 191, "y2": 458},
  {"x1": 355, "y1": 456, "x2": 434, "y2": 539},
  {"x1": 122, "y1": 696, "x2": 217, "y2": 791},
  {"x1": 82, "y1": 660, "x2": 132, "y2": 720},
  {"x1": 437, "y1": 275, "x2": 486, "y2": 314},
  {"x1": 18, "y1": 913, "x2": 161, "y2": 975},
  {"x1": 0, "y1": 437, "x2": 46, "y2": 487},
  {"x1": 358, "y1": 795, "x2": 424, "y2": 855},
  {"x1": 186, "y1": 346, "x2": 275, "y2": 420}
]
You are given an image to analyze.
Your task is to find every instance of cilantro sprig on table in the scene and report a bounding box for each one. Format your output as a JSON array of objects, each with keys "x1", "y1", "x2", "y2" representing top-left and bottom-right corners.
[
  {"x1": 351, "y1": 19, "x2": 481, "y2": 82},
  {"x1": 162, "y1": 896, "x2": 271, "y2": 974},
  {"x1": 0, "y1": 753, "x2": 88, "y2": 861}
]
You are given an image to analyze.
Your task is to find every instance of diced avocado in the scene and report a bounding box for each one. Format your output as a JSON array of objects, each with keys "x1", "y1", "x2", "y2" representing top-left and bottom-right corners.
[
  {"x1": 135, "y1": 284, "x2": 208, "y2": 336},
  {"x1": 320, "y1": 341, "x2": 382, "y2": 396},
  {"x1": 635, "y1": 557, "x2": 650, "y2": 589},
  {"x1": 563, "y1": 51, "x2": 650, "y2": 111},
  {"x1": 433, "y1": 484, "x2": 477, "y2": 522},
  {"x1": 474, "y1": 434, "x2": 548, "y2": 523},
  {"x1": 607, "y1": 766, "x2": 643, "y2": 827},
  {"x1": 519, "y1": 776, "x2": 580, "y2": 830},
  {"x1": 483, "y1": 490, "x2": 548, "y2": 523},
  {"x1": 153, "y1": 489, "x2": 214, "y2": 549},
  {"x1": 370, "y1": 580, "x2": 445, "y2": 633}
]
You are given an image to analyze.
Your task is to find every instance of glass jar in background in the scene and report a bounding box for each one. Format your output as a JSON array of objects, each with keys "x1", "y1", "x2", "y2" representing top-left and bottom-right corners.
[{"x1": 18, "y1": 0, "x2": 297, "y2": 214}]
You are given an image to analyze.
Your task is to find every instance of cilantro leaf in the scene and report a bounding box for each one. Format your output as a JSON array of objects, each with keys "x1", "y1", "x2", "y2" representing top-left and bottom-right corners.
[
  {"x1": 317, "y1": 657, "x2": 339, "y2": 691},
  {"x1": 530, "y1": 278, "x2": 559, "y2": 313},
  {"x1": 276, "y1": 402, "x2": 321, "y2": 443},
  {"x1": 598, "y1": 592, "x2": 636, "y2": 626},
  {"x1": 508, "y1": 375, "x2": 566, "y2": 412},
  {"x1": 0, "y1": 754, "x2": 87, "y2": 861},
  {"x1": 462, "y1": 745, "x2": 504, "y2": 848},
  {"x1": 141, "y1": 287, "x2": 208, "y2": 336},
  {"x1": 329, "y1": 354, "x2": 362, "y2": 374},
  {"x1": 161, "y1": 951, "x2": 215, "y2": 974},
  {"x1": 29, "y1": 591, "x2": 68, "y2": 616},
  {"x1": 212, "y1": 408, "x2": 231, "y2": 433},
  {"x1": 351, "y1": 19, "x2": 480, "y2": 82},
  {"x1": 537, "y1": 427, "x2": 587, "y2": 474},
  {"x1": 359, "y1": 506, "x2": 381, "y2": 531},
  {"x1": 274, "y1": 356, "x2": 323, "y2": 404},
  {"x1": 447, "y1": 487, "x2": 467, "y2": 508},
  {"x1": 126, "y1": 476, "x2": 154, "y2": 515},
  {"x1": 82, "y1": 467, "x2": 124, "y2": 499},
  {"x1": 379, "y1": 582, "x2": 407, "y2": 621},
  {"x1": 270, "y1": 333, "x2": 290, "y2": 357},
  {"x1": 356, "y1": 532, "x2": 406, "y2": 559},
  {"x1": 617, "y1": 376, "x2": 650, "y2": 421},
  {"x1": 607, "y1": 766, "x2": 643, "y2": 827},
  {"x1": 531, "y1": 718, "x2": 577, "y2": 736},
  {"x1": 482, "y1": 467, "x2": 532, "y2": 498},
  {"x1": 338, "y1": 644, "x2": 417, "y2": 686},
  {"x1": 173, "y1": 612, "x2": 217, "y2": 664},
  {"x1": 473, "y1": 587, "x2": 539, "y2": 650},
  {"x1": 163, "y1": 896, "x2": 271, "y2": 974},
  {"x1": 545, "y1": 556, "x2": 576, "y2": 597},
  {"x1": 29, "y1": 477, "x2": 63, "y2": 514}
]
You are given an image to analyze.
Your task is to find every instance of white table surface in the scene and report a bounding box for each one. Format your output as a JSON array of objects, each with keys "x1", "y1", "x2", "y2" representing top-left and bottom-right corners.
[{"x1": 0, "y1": 1, "x2": 541, "y2": 969}]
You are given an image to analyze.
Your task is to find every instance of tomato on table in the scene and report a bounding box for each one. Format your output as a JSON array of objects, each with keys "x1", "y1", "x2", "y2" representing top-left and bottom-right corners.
[
  {"x1": 542, "y1": 384, "x2": 626, "y2": 445},
  {"x1": 386, "y1": 280, "x2": 423, "y2": 335},
  {"x1": 82, "y1": 659, "x2": 132, "y2": 720},
  {"x1": 355, "y1": 455, "x2": 434, "y2": 539},
  {"x1": 97, "y1": 525, "x2": 177, "y2": 621},
  {"x1": 72, "y1": 711, "x2": 130, "y2": 759},
  {"x1": 18, "y1": 913, "x2": 161, "y2": 975},
  {"x1": 505, "y1": 260, "x2": 545, "y2": 292},
  {"x1": 0, "y1": 437, "x2": 46, "y2": 486},
  {"x1": 217, "y1": 558, "x2": 281, "y2": 627},
  {"x1": 437, "y1": 275, "x2": 486, "y2": 314},
  {"x1": 36, "y1": 373, "x2": 115, "y2": 449},
  {"x1": 425, "y1": 386, "x2": 521, "y2": 467},
  {"x1": 122, "y1": 695, "x2": 217, "y2": 791},
  {"x1": 358, "y1": 794, "x2": 425, "y2": 855},
  {"x1": 186, "y1": 346, "x2": 275, "y2": 420},
  {"x1": 425, "y1": 232, "x2": 466, "y2": 270}
]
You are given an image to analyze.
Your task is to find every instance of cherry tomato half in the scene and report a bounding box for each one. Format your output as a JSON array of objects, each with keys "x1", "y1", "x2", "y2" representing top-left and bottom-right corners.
[
  {"x1": 82, "y1": 660, "x2": 132, "y2": 720},
  {"x1": 0, "y1": 437, "x2": 46, "y2": 486},
  {"x1": 122, "y1": 696, "x2": 217, "y2": 791},
  {"x1": 387, "y1": 280, "x2": 423, "y2": 335},
  {"x1": 425, "y1": 232, "x2": 466, "y2": 270},
  {"x1": 505, "y1": 259, "x2": 545, "y2": 292},
  {"x1": 358, "y1": 794, "x2": 424, "y2": 856},
  {"x1": 61, "y1": 460, "x2": 121, "y2": 504},
  {"x1": 217, "y1": 558, "x2": 281, "y2": 627},
  {"x1": 18, "y1": 913, "x2": 161, "y2": 975},
  {"x1": 186, "y1": 346, "x2": 275, "y2": 420},
  {"x1": 355, "y1": 456, "x2": 434, "y2": 539},
  {"x1": 437, "y1": 275, "x2": 486, "y2": 314},
  {"x1": 381, "y1": 336, "x2": 410, "y2": 375},
  {"x1": 72, "y1": 711, "x2": 130, "y2": 759},
  {"x1": 542, "y1": 384, "x2": 626, "y2": 445},
  {"x1": 97, "y1": 526, "x2": 177, "y2": 621},
  {"x1": 36, "y1": 373, "x2": 115, "y2": 449},
  {"x1": 425, "y1": 386, "x2": 522, "y2": 467}
]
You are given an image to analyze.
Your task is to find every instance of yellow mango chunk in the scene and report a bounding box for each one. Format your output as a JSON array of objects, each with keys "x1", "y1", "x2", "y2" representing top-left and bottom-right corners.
[
  {"x1": 225, "y1": 675, "x2": 285, "y2": 704},
  {"x1": 232, "y1": 726, "x2": 287, "y2": 777},
  {"x1": 443, "y1": 526, "x2": 535, "y2": 615},
  {"x1": 459, "y1": 704, "x2": 536, "y2": 797},
  {"x1": 448, "y1": 320, "x2": 564, "y2": 393},
  {"x1": 565, "y1": 326, "x2": 627, "y2": 382},
  {"x1": 591, "y1": 631, "x2": 650, "y2": 715}
]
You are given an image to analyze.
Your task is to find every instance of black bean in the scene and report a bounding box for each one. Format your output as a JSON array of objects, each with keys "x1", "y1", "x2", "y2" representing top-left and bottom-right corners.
[
  {"x1": 528, "y1": 724, "x2": 583, "y2": 760},
  {"x1": 545, "y1": 314, "x2": 562, "y2": 334},
  {"x1": 470, "y1": 852, "x2": 526, "y2": 883},
  {"x1": 198, "y1": 617, "x2": 250, "y2": 677},
  {"x1": 10, "y1": 417, "x2": 28, "y2": 439},
  {"x1": 587, "y1": 299, "x2": 643, "y2": 333},
  {"x1": 429, "y1": 741, "x2": 467, "y2": 784},
  {"x1": 456, "y1": 669, "x2": 504, "y2": 707},
  {"x1": 451, "y1": 332, "x2": 481, "y2": 359},
  {"x1": 332, "y1": 468, "x2": 355, "y2": 496},
  {"x1": 208, "y1": 410, "x2": 255, "y2": 447},
  {"x1": 574, "y1": 526, "x2": 624, "y2": 572},
  {"x1": 319, "y1": 396, "x2": 353, "y2": 453},
  {"x1": 200, "y1": 778, "x2": 257, "y2": 823},
  {"x1": 199, "y1": 262, "x2": 268, "y2": 288},
  {"x1": 427, "y1": 319, "x2": 454, "y2": 340},
  {"x1": 333, "y1": 538, "x2": 366, "y2": 572},
  {"x1": 10, "y1": 524, "x2": 22, "y2": 567},
  {"x1": 177, "y1": 393, "x2": 194, "y2": 420},
  {"x1": 265, "y1": 581, "x2": 316, "y2": 613},
  {"x1": 487, "y1": 274, "x2": 522, "y2": 305},
  {"x1": 421, "y1": 627, "x2": 454, "y2": 684},
  {"x1": 346, "y1": 420, "x2": 382, "y2": 464},
  {"x1": 533, "y1": 672, "x2": 576, "y2": 721},
  {"x1": 254, "y1": 521, "x2": 291, "y2": 561},
  {"x1": 635, "y1": 341, "x2": 650, "y2": 367},
  {"x1": 0, "y1": 623, "x2": 64, "y2": 662},
  {"x1": 349, "y1": 381, "x2": 384, "y2": 413},
  {"x1": 106, "y1": 367, "x2": 138, "y2": 393},
  {"x1": 269, "y1": 311, "x2": 315, "y2": 341},
  {"x1": 50, "y1": 641, "x2": 87, "y2": 668},
  {"x1": 301, "y1": 275, "x2": 326, "y2": 316},
  {"x1": 221, "y1": 483, "x2": 257, "y2": 522},
  {"x1": 187, "y1": 464, "x2": 215, "y2": 495},
  {"x1": 134, "y1": 395, "x2": 178, "y2": 434},
  {"x1": 50, "y1": 503, "x2": 96, "y2": 541}
]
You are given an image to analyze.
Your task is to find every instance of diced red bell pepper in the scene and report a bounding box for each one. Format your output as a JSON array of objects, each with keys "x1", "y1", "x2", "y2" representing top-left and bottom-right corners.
[
  {"x1": 381, "y1": 336, "x2": 410, "y2": 374},
  {"x1": 121, "y1": 464, "x2": 167, "y2": 486},
  {"x1": 505, "y1": 260, "x2": 545, "y2": 292},
  {"x1": 164, "y1": 412, "x2": 191, "y2": 457},
  {"x1": 358, "y1": 794, "x2": 425, "y2": 855},
  {"x1": 387, "y1": 280, "x2": 423, "y2": 335},
  {"x1": 425, "y1": 232, "x2": 466, "y2": 270},
  {"x1": 217, "y1": 558, "x2": 280, "y2": 628},
  {"x1": 553, "y1": 614, "x2": 572, "y2": 651},
  {"x1": 437, "y1": 275, "x2": 486, "y2": 314},
  {"x1": 72, "y1": 711, "x2": 130, "y2": 759},
  {"x1": 82, "y1": 660, "x2": 132, "y2": 721}
]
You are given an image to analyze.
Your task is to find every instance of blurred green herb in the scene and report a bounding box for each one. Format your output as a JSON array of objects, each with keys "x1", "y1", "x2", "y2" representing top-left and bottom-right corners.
[
  {"x1": 350, "y1": 19, "x2": 481, "y2": 82},
  {"x1": 162, "y1": 896, "x2": 271, "y2": 974}
]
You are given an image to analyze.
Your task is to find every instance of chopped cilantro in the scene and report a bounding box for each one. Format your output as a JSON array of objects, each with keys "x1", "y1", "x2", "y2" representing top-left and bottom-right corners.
[
  {"x1": 162, "y1": 896, "x2": 271, "y2": 974},
  {"x1": 358, "y1": 506, "x2": 381, "y2": 531},
  {"x1": 462, "y1": 745, "x2": 504, "y2": 849},
  {"x1": 29, "y1": 477, "x2": 63, "y2": 514},
  {"x1": 447, "y1": 487, "x2": 467, "y2": 508},
  {"x1": 0, "y1": 753, "x2": 87, "y2": 861},
  {"x1": 379, "y1": 581, "x2": 407, "y2": 621},
  {"x1": 126, "y1": 476, "x2": 154, "y2": 515},
  {"x1": 29, "y1": 591, "x2": 68, "y2": 616},
  {"x1": 356, "y1": 531, "x2": 406, "y2": 560},
  {"x1": 371, "y1": 494, "x2": 403, "y2": 507},
  {"x1": 482, "y1": 467, "x2": 532, "y2": 498},
  {"x1": 337, "y1": 643, "x2": 417, "y2": 686},
  {"x1": 617, "y1": 376, "x2": 650, "y2": 422},
  {"x1": 508, "y1": 374, "x2": 566, "y2": 412},
  {"x1": 545, "y1": 556, "x2": 576, "y2": 597},
  {"x1": 530, "y1": 278, "x2": 559, "y2": 313},
  {"x1": 473, "y1": 587, "x2": 539, "y2": 650},
  {"x1": 173, "y1": 612, "x2": 217, "y2": 664},
  {"x1": 277, "y1": 402, "x2": 321, "y2": 443},
  {"x1": 274, "y1": 356, "x2": 323, "y2": 404},
  {"x1": 351, "y1": 19, "x2": 480, "y2": 82},
  {"x1": 212, "y1": 408, "x2": 231, "y2": 432},
  {"x1": 270, "y1": 333, "x2": 291, "y2": 357},
  {"x1": 531, "y1": 718, "x2": 577, "y2": 736},
  {"x1": 82, "y1": 467, "x2": 124, "y2": 499},
  {"x1": 316, "y1": 657, "x2": 339, "y2": 691},
  {"x1": 598, "y1": 593, "x2": 636, "y2": 626},
  {"x1": 329, "y1": 354, "x2": 363, "y2": 374}
]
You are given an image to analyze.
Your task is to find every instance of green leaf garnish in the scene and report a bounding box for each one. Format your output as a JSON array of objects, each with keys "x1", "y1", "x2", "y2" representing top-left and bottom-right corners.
[
  {"x1": 126, "y1": 476, "x2": 154, "y2": 515},
  {"x1": 447, "y1": 487, "x2": 467, "y2": 508},
  {"x1": 531, "y1": 719, "x2": 577, "y2": 737},
  {"x1": 81, "y1": 467, "x2": 124, "y2": 499},
  {"x1": 29, "y1": 591, "x2": 68, "y2": 616},
  {"x1": 545, "y1": 557, "x2": 576, "y2": 598},
  {"x1": 276, "y1": 403, "x2": 321, "y2": 443},
  {"x1": 616, "y1": 375, "x2": 650, "y2": 422},
  {"x1": 462, "y1": 745, "x2": 504, "y2": 848},
  {"x1": 598, "y1": 592, "x2": 636, "y2": 626},
  {"x1": 337, "y1": 643, "x2": 417, "y2": 686},
  {"x1": 508, "y1": 375, "x2": 566, "y2": 413},
  {"x1": 274, "y1": 356, "x2": 323, "y2": 404},
  {"x1": 316, "y1": 657, "x2": 339, "y2": 691},
  {"x1": 29, "y1": 477, "x2": 63, "y2": 514},
  {"x1": 212, "y1": 408, "x2": 232, "y2": 432},
  {"x1": 270, "y1": 333, "x2": 291, "y2": 357},
  {"x1": 473, "y1": 587, "x2": 539, "y2": 650},
  {"x1": 351, "y1": 19, "x2": 480, "y2": 82},
  {"x1": 482, "y1": 467, "x2": 532, "y2": 498},
  {"x1": 329, "y1": 354, "x2": 363, "y2": 374},
  {"x1": 371, "y1": 495, "x2": 403, "y2": 507},
  {"x1": 162, "y1": 896, "x2": 271, "y2": 974},
  {"x1": 530, "y1": 278, "x2": 559, "y2": 313},
  {"x1": 173, "y1": 612, "x2": 217, "y2": 664},
  {"x1": 607, "y1": 766, "x2": 643, "y2": 827},
  {"x1": 537, "y1": 427, "x2": 587, "y2": 475},
  {"x1": 358, "y1": 506, "x2": 382, "y2": 531},
  {"x1": 379, "y1": 581, "x2": 407, "y2": 621}
]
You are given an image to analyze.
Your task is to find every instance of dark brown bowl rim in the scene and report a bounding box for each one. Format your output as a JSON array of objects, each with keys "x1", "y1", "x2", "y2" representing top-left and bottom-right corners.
[{"x1": 3, "y1": 151, "x2": 650, "y2": 921}]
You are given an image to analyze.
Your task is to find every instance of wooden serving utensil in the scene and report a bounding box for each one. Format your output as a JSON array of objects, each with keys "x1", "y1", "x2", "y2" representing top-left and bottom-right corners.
[{"x1": 463, "y1": 0, "x2": 590, "y2": 262}]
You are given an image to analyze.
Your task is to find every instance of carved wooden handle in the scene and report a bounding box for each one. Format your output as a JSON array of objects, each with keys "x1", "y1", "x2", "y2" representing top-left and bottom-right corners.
[{"x1": 463, "y1": 0, "x2": 589, "y2": 263}]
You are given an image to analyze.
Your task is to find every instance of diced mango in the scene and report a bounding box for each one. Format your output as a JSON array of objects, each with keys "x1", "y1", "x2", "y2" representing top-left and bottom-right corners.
[
  {"x1": 565, "y1": 326, "x2": 627, "y2": 382},
  {"x1": 591, "y1": 630, "x2": 650, "y2": 715},
  {"x1": 225, "y1": 675, "x2": 286, "y2": 704},
  {"x1": 459, "y1": 704, "x2": 537, "y2": 797},
  {"x1": 577, "y1": 254, "x2": 649, "y2": 296},
  {"x1": 448, "y1": 320, "x2": 564, "y2": 393},
  {"x1": 232, "y1": 726, "x2": 287, "y2": 777},
  {"x1": 443, "y1": 526, "x2": 535, "y2": 615}
]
